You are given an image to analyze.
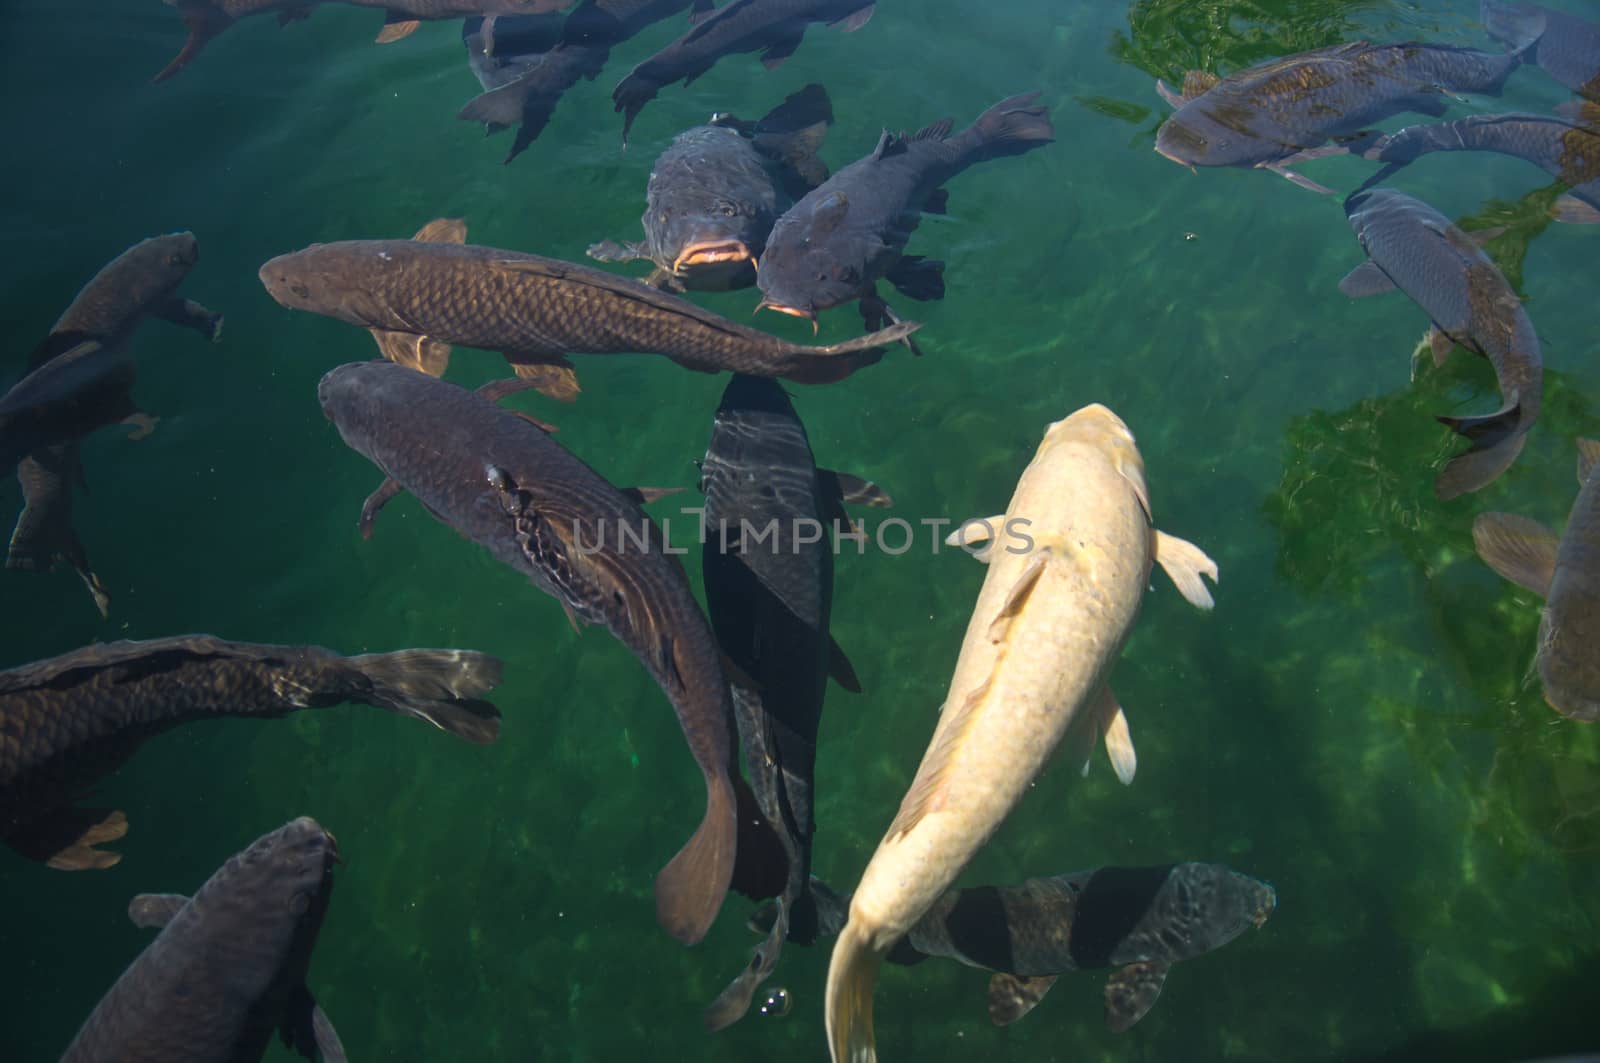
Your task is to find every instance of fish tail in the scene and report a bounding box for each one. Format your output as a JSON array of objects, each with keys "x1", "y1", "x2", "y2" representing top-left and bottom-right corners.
[
  {"x1": 655, "y1": 771, "x2": 737, "y2": 945},
  {"x1": 1434, "y1": 403, "x2": 1530, "y2": 500},
  {"x1": 957, "y1": 91, "x2": 1055, "y2": 164},
  {"x1": 751, "y1": 84, "x2": 835, "y2": 191},
  {"x1": 825, "y1": 919, "x2": 884, "y2": 1063},
  {"x1": 153, "y1": 2, "x2": 234, "y2": 82},
  {"x1": 347, "y1": 649, "x2": 505, "y2": 744},
  {"x1": 457, "y1": 80, "x2": 531, "y2": 129},
  {"x1": 1479, "y1": 0, "x2": 1544, "y2": 60},
  {"x1": 814, "y1": 321, "x2": 924, "y2": 358}
]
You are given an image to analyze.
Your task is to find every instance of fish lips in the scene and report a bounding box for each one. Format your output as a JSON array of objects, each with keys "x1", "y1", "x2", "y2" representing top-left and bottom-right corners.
[{"x1": 753, "y1": 297, "x2": 819, "y2": 334}]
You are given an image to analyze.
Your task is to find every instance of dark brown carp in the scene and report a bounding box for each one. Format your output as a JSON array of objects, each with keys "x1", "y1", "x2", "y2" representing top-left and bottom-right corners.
[
  {"x1": 154, "y1": 0, "x2": 574, "y2": 82},
  {"x1": 1474, "y1": 438, "x2": 1600, "y2": 721},
  {"x1": 317, "y1": 359, "x2": 739, "y2": 944},
  {"x1": 756, "y1": 92, "x2": 1052, "y2": 350},
  {"x1": 259, "y1": 218, "x2": 917, "y2": 397},
  {"x1": 5, "y1": 443, "x2": 111, "y2": 618},
  {"x1": 697, "y1": 374, "x2": 884, "y2": 1030},
  {"x1": 787, "y1": 862, "x2": 1275, "y2": 1031},
  {"x1": 1341, "y1": 188, "x2": 1541, "y2": 499},
  {"x1": 1154, "y1": 32, "x2": 1541, "y2": 192},
  {"x1": 612, "y1": 0, "x2": 876, "y2": 142},
  {"x1": 588, "y1": 84, "x2": 833, "y2": 292},
  {"x1": 60, "y1": 817, "x2": 345, "y2": 1063},
  {"x1": 458, "y1": 0, "x2": 694, "y2": 164},
  {"x1": 1362, "y1": 112, "x2": 1600, "y2": 223},
  {"x1": 1482, "y1": 0, "x2": 1600, "y2": 101},
  {"x1": 0, "y1": 635, "x2": 502, "y2": 870}
]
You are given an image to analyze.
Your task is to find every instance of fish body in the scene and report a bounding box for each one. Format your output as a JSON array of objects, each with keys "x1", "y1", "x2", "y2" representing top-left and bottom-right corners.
[
  {"x1": 1474, "y1": 439, "x2": 1600, "y2": 721},
  {"x1": 823, "y1": 404, "x2": 1218, "y2": 1063},
  {"x1": 0, "y1": 634, "x2": 502, "y2": 870},
  {"x1": 1155, "y1": 39, "x2": 1535, "y2": 183},
  {"x1": 38, "y1": 232, "x2": 219, "y2": 361},
  {"x1": 1340, "y1": 188, "x2": 1542, "y2": 499},
  {"x1": 260, "y1": 219, "x2": 917, "y2": 390},
  {"x1": 612, "y1": 0, "x2": 875, "y2": 141},
  {"x1": 6, "y1": 443, "x2": 110, "y2": 618},
  {"x1": 756, "y1": 92, "x2": 1053, "y2": 329},
  {"x1": 698, "y1": 374, "x2": 875, "y2": 1029},
  {"x1": 1482, "y1": 0, "x2": 1600, "y2": 101},
  {"x1": 0, "y1": 339, "x2": 140, "y2": 471},
  {"x1": 60, "y1": 817, "x2": 344, "y2": 1063},
  {"x1": 317, "y1": 360, "x2": 737, "y2": 944},
  {"x1": 798, "y1": 862, "x2": 1274, "y2": 1030},
  {"x1": 155, "y1": 0, "x2": 573, "y2": 81},
  {"x1": 459, "y1": 0, "x2": 693, "y2": 163},
  {"x1": 1365, "y1": 113, "x2": 1600, "y2": 221},
  {"x1": 588, "y1": 84, "x2": 833, "y2": 292}
]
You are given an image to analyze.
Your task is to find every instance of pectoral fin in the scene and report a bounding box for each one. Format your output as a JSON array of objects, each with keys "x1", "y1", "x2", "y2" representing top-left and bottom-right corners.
[
  {"x1": 1152, "y1": 529, "x2": 1217, "y2": 609},
  {"x1": 359, "y1": 478, "x2": 405, "y2": 540},
  {"x1": 1337, "y1": 260, "x2": 1397, "y2": 298},
  {"x1": 759, "y1": 30, "x2": 804, "y2": 69},
  {"x1": 621, "y1": 486, "x2": 686, "y2": 505},
  {"x1": 370, "y1": 328, "x2": 452, "y2": 376},
  {"x1": 1472, "y1": 512, "x2": 1558, "y2": 596},
  {"x1": 375, "y1": 14, "x2": 420, "y2": 42},
  {"x1": 128, "y1": 893, "x2": 188, "y2": 928},
  {"x1": 10, "y1": 807, "x2": 129, "y2": 870},
  {"x1": 1104, "y1": 961, "x2": 1169, "y2": 1032},
  {"x1": 944, "y1": 514, "x2": 1006, "y2": 561},
  {"x1": 828, "y1": 634, "x2": 862, "y2": 693},
  {"x1": 988, "y1": 973, "x2": 1058, "y2": 1026},
  {"x1": 586, "y1": 238, "x2": 649, "y2": 263},
  {"x1": 312, "y1": 1004, "x2": 346, "y2": 1063},
  {"x1": 829, "y1": 3, "x2": 874, "y2": 31},
  {"x1": 1094, "y1": 684, "x2": 1137, "y2": 785},
  {"x1": 987, "y1": 547, "x2": 1049, "y2": 642},
  {"x1": 1551, "y1": 194, "x2": 1600, "y2": 224},
  {"x1": 822, "y1": 469, "x2": 893, "y2": 508},
  {"x1": 1576, "y1": 438, "x2": 1600, "y2": 483},
  {"x1": 506, "y1": 357, "x2": 581, "y2": 401}
]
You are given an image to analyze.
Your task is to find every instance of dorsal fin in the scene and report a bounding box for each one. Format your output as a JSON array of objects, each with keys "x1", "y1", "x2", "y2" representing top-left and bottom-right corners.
[
  {"x1": 413, "y1": 217, "x2": 467, "y2": 243},
  {"x1": 912, "y1": 117, "x2": 953, "y2": 141}
]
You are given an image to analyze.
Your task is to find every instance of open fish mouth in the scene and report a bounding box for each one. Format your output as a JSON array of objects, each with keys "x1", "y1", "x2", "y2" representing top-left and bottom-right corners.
[
  {"x1": 673, "y1": 240, "x2": 755, "y2": 274},
  {"x1": 1153, "y1": 142, "x2": 1199, "y2": 172},
  {"x1": 754, "y1": 299, "x2": 819, "y2": 334}
]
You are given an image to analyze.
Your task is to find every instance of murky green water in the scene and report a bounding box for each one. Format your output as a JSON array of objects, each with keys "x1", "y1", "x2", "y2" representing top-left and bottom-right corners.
[{"x1": 2, "y1": 0, "x2": 1598, "y2": 1059}]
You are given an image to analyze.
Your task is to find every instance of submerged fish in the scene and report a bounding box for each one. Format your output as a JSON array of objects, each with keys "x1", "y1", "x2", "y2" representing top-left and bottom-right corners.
[
  {"x1": 60, "y1": 817, "x2": 345, "y2": 1062},
  {"x1": 0, "y1": 339, "x2": 144, "y2": 474},
  {"x1": 154, "y1": 0, "x2": 574, "y2": 82},
  {"x1": 589, "y1": 84, "x2": 833, "y2": 292},
  {"x1": 318, "y1": 360, "x2": 739, "y2": 944},
  {"x1": 0, "y1": 635, "x2": 502, "y2": 870},
  {"x1": 787, "y1": 862, "x2": 1274, "y2": 1030},
  {"x1": 1474, "y1": 438, "x2": 1600, "y2": 721},
  {"x1": 1154, "y1": 34, "x2": 1540, "y2": 193},
  {"x1": 5, "y1": 443, "x2": 111, "y2": 618},
  {"x1": 612, "y1": 0, "x2": 876, "y2": 142},
  {"x1": 1340, "y1": 188, "x2": 1542, "y2": 500},
  {"x1": 459, "y1": 0, "x2": 694, "y2": 163},
  {"x1": 756, "y1": 93, "x2": 1053, "y2": 349},
  {"x1": 697, "y1": 374, "x2": 884, "y2": 1030},
  {"x1": 1362, "y1": 112, "x2": 1600, "y2": 223},
  {"x1": 824, "y1": 404, "x2": 1218, "y2": 1063},
  {"x1": 1482, "y1": 0, "x2": 1600, "y2": 101},
  {"x1": 260, "y1": 218, "x2": 918, "y2": 396},
  {"x1": 461, "y1": 11, "x2": 568, "y2": 134}
]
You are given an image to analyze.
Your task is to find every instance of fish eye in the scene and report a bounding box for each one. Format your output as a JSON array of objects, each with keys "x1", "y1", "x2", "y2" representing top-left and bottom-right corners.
[
  {"x1": 288, "y1": 890, "x2": 310, "y2": 915},
  {"x1": 167, "y1": 254, "x2": 184, "y2": 267},
  {"x1": 815, "y1": 271, "x2": 828, "y2": 282},
  {"x1": 719, "y1": 204, "x2": 738, "y2": 217},
  {"x1": 290, "y1": 282, "x2": 310, "y2": 300},
  {"x1": 839, "y1": 266, "x2": 859, "y2": 284}
]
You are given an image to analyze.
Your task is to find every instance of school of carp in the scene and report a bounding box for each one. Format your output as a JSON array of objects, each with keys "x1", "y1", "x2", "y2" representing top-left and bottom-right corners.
[{"x1": 3, "y1": 0, "x2": 1598, "y2": 1059}]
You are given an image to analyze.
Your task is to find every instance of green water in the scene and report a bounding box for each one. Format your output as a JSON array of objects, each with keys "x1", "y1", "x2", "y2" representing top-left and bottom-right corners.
[{"x1": 3, "y1": 0, "x2": 1598, "y2": 1059}]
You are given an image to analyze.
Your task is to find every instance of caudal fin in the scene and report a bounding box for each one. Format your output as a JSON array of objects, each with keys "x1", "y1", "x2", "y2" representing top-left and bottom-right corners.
[
  {"x1": 1434, "y1": 405, "x2": 1529, "y2": 500},
  {"x1": 1479, "y1": 0, "x2": 1546, "y2": 59},
  {"x1": 960, "y1": 91, "x2": 1055, "y2": 164},
  {"x1": 825, "y1": 920, "x2": 884, "y2": 1063},
  {"x1": 655, "y1": 772, "x2": 737, "y2": 945},
  {"x1": 348, "y1": 649, "x2": 505, "y2": 744}
]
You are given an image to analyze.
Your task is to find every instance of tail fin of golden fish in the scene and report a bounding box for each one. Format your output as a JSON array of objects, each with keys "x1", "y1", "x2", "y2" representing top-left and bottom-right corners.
[
  {"x1": 654, "y1": 772, "x2": 737, "y2": 945},
  {"x1": 348, "y1": 649, "x2": 505, "y2": 744},
  {"x1": 825, "y1": 920, "x2": 884, "y2": 1063},
  {"x1": 1152, "y1": 530, "x2": 1217, "y2": 609}
]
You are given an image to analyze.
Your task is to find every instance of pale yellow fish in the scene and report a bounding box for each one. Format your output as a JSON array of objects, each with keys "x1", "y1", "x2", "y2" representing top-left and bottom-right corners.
[{"x1": 823, "y1": 403, "x2": 1218, "y2": 1063}]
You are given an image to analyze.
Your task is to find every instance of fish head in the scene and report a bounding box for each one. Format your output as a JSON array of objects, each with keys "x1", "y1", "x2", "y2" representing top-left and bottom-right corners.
[
  {"x1": 259, "y1": 244, "x2": 390, "y2": 325},
  {"x1": 316, "y1": 360, "x2": 395, "y2": 430},
  {"x1": 1041, "y1": 405, "x2": 1150, "y2": 518},
  {"x1": 201, "y1": 817, "x2": 339, "y2": 956},
  {"x1": 109, "y1": 231, "x2": 202, "y2": 307},
  {"x1": 644, "y1": 129, "x2": 777, "y2": 289},
  {"x1": 1154, "y1": 105, "x2": 1260, "y2": 168},
  {"x1": 1157, "y1": 862, "x2": 1277, "y2": 957},
  {"x1": 754, "y1": 190, "x2": 875, "y2": 323}
]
